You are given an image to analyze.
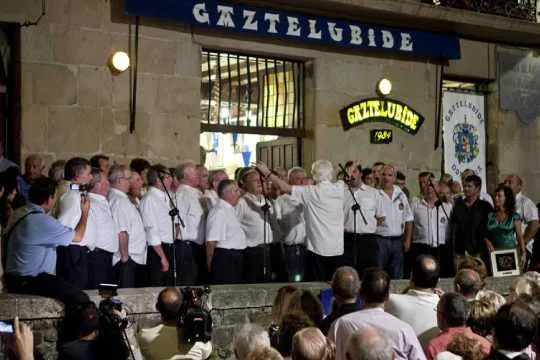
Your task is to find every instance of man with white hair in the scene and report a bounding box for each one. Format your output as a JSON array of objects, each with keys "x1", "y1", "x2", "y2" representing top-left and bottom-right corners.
[
  {"x1": 275, "y1": 167, "x2": 307, "y2": 282},
  {"x1": 256, "y1": 160, "x2": 344, "y2": 281},
  {"x1": 204, "y1": 169, "x2": 229, "y2": 208},
  {"x1": 233, "y1": 323, "x2": 271, "y2": 360},
  {"x1": 345, "y1": 326, "x2": 394, "y2": 360}
]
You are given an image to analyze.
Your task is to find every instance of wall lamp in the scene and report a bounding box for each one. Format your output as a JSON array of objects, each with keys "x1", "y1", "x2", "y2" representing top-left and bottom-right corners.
[
  {"x1": 108, "y1": 51, "x2": 130, "y2": 74},
  {"x1": 377, "y1": 78, "x2": 392, "y2": 96}
]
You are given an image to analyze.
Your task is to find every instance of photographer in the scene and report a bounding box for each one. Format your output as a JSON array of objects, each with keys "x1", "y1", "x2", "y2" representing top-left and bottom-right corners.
[{"x1": 138, "y1": 288, "x2": 212, "y2": 360}]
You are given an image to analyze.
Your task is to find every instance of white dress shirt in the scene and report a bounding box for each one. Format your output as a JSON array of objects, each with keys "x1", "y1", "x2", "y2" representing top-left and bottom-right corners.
[
  {"x1": 85, "y1": 193, "x2": 119, "y2": 253},
  {"x1": 291, "y1": 181, "x2": 345, "y2": 256},
  {"x1": 235, "y1": 193, "x2": 275, "y2": 248},
  {"x1": 412, "y1": 199, "x2": 453, "y2": 247},
  {"x1": 176, "y1": 184, "x2": 206, "y2": 245},
  {"x1": 376, "y1": 186, "x2": 414, "y2": 237},
  {"x1": 140, "y1": 187, "x2": 174, "y2": 246},
  {"x1": 109, "y1": 188, "x2": 147, "y2": 265},
  {"x1": 516, "y1": 192, "x2": 538, "y2": 223},
  {"x1": 206, "y1": 199, "x2": 247, "y2": 250},
  {"x1": 203, "y1": 189, "x2": 219, "y2": 209},
  {"x1": 385, "y1": 289, "x2": 440, "y2": 337},
  {"x1": 344, "y1": 183, "x2": 385, "y2": 234},
  {"x1": 57, "y1": 188, "x2": 92, "y2": 248},
  {"x1": 275, "y1": 194, "x2": 306, "y2": 246}
]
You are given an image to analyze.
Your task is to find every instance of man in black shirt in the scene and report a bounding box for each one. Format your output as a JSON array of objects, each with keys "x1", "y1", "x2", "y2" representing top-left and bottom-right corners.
[
  {"x1": 319, "y1": 266, "x2": 361, "y2": 335},
  {"x1": 450, "y1": 175, "x2": 493, "y2": 272}
]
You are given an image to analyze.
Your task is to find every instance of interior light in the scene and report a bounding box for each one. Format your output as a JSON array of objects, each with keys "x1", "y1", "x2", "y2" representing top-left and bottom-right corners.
[
  {"x1": 377, "y1": 78, "x2": 392, "y2": 96},
  {"x1": 109, "y1": 51, "x2": 130, "y2": 73}
]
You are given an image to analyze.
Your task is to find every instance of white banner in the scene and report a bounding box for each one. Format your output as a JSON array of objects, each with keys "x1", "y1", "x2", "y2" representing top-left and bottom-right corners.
[{"x1": 442, "y1": 91, "x2": 487, "y2": 191}]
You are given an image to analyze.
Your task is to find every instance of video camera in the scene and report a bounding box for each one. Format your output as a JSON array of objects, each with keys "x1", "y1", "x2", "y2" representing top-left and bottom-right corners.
[
  {"x1": 98, "y1": 283, "x2": 128, "y2": 330},
  {"x1": 178, "y1": 286, "x2": 212, "y2": 344}
]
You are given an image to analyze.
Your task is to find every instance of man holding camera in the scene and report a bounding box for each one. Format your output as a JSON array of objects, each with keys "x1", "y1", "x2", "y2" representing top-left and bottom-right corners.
[
  {"x1": 56, "y1": 157, "x2": 93, "y2": 290},
  {"x1": 138, "y1": 287, "x2": 212, "y2": 360}
]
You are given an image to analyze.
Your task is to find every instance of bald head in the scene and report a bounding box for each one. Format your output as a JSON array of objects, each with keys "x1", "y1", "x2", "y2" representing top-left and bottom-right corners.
[
  {"x1": 156, "y1": 287, "x2": 183, "y2": 323},
  {"x1": 292, "y1": 327, "x2": 334, "y2": 360},
  {"x1": 346, "y1": 326, "x2": 393, "y2": 360},
  {"x1": 411, "y1": 255, "x2": 440, "y2": 289},
  {"x1": 331, "y1": 266, "x2": 360, "y2": 302},
  {"x1": 504, "y1": 174, "x2": 522, "y2": 196},
  {"x1": 454, "y1": 269, "x2": 483, "y2": 299}
]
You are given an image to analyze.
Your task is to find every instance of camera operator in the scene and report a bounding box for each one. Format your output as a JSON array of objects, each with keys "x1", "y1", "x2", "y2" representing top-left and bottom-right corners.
[{"x1": 138, "y1": 288, "x2": 212, "y2": 360}]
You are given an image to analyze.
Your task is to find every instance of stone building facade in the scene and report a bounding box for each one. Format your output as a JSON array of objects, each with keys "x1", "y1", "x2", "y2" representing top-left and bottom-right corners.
[{"x1": 1, "y1": 0, "x2": 540, "y2": 197}]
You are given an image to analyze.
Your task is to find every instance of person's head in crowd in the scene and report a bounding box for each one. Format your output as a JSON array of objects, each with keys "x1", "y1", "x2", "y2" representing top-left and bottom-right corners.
[
  {"x1": 48, "y1": 160, "x2": 66, "y2": 182},
  {"x1": 283, "y1": 289, "x2": 324, "y2": 326},
  {"x1": 360, "y1": 268, "x2": 390, "y2": 307},
  {"x1": 147, "y1": 164, "x2": 173, "y2": 192},
  {"x1": 410, "y1": 254, "x2": 440, "y2": 290},
  {"x1": 311, "y1": 160, "x2": 334, "y2": 184},
  {"x1": 272, "y1": 285, "x2": 298, "y2": 324},
  {"x1": 176, "y1": 162, "x2": 200, "y2": 189},
  {"x1": 345, "y1": 326, "x2": 393, "y2": 360},
  {"x1": 218, "y1": 179, "x2": 241, "y2": 206},
  {"x1": 277, "y1": 312, "x2": 315, "y2": 357},
  {"x1": 73, "y1": 302, "x2": 100, "y2": 340},
  {"x1": 451, "y1": 181, "x2": 462, "y2": 196},
  {"x1": 28, "y1": 177, "x2": 58, "y2": 211},
  {"x1": 0, "y1": 169, "x2": 22, "y2": 220},
  {"x1": 109, "y1": 165, "x2": 132, "y2": 194},
  {"x1": 418, "y1": 171, "x2": 435, "y2": 196},
  {"x1": 508, "y1": 277, "x2": 540, "y2": 303},
  {"x1": 494, "y1": 184, "x2": 515, "y2": 215},
  {"x1": 235, "y1": 167, "x2": 248, "y2": 183},
  {"x1": 288, "y1": 167, "x2": 306, "y2": 186},
  {"x1": 462, "y1": 175, "x2": 481, "y2": 201},
  {"x1": 437, "y1": 293, "x2": 470, "y2": 331},
  {"x1": 454, "y1": 269, "x2": 483, "y2": 300},
  {"x1": 23, "y1": 154, "x2": 44, "y2": 181},
  {"x1": 331, "y1": 266, "x2": 360, "y2": 306},
  {"x1": 169, "y1": 168, "x2": 180, "y2": 192},
  {"x1": 461, "y1": 169, "x2": 475, "y2": 183},
  {"x1": 200, "y1": 146, "x2": 207, "y2": 166},
  {"x1": 372, "y1": 162, "x2": 385, "y2": 188},
  {"x1": 493, "y1": 301, "x2": 537, "y2": 352},
  {"x1": 209, "y1": 169, "x2": 228, "y2": 191},
  {"x1": 302, "y1": 177, "x2": 314, "y2": 186},
  {"x1": 274, "y1": 168, "x2": 288, "y2": 182},
  {"x1": 395, "y1": 171, "x2": 407, "y2": 190},
  {"x1": 88, "y1": 167, "x2": 110, "y2": 197},
  {"x1": 197, "y1": 165, "x2": 210, "y2": 192},
  {"x1": 344, "y1": 161, "x2": 362, "y2": 188},
  {"x1": 440, "y1": 173, "x2": 453, "y2": 187},
  {"x1": 291, "y1": 327, "x2": 335, "y2": 360},
  {"x1": 130, "y1": 158, "x2": 151, "y2": 186},
  {"x1": 246, "y1": 346, "x2": 284, "y2": 360},
  {"x1": 446, "y1": 333, "x2": 487, "y2": 360},
  {"x1": 65, "y1": 157, "x2": 92, "y2": 185},
  {"x1": 381, "y1": 165, "x2": 397, "y2": 191},
  {"x1": 0, "y1": 171, "x2": 18, "y2": 204},
  {"x1": 128, "y1": 171, "x2": 144, "y2": 201},
  {"x1": 522, "y1": 271, "x2": 540, "y2": 285},
  {"x1": 438, "y1": 183, "x2": 453, "y2": 203},
  {"x1": 503, "y1": 174, "x2": 523, "y2": 197},
  {"x1": 90, "y1": 155, "x2": 111, "y2": 177},
  {"x1": 467, "y1": 299, "x2": 498, "y2": 338},
  {"x1": 362, "y1": 168, "x2": 374, "y2": 187},
  {"x1": 458, "y1": 256, "x2": 488, "y2": 281},
  {"x1": 475, "y1": 290, "x2": 506, "y2": 310},
  {"x1": 156, "y1": 287, "x2": 183, "y2": 326},
  {"x1": 233, "y1": 323, "x2": 271, "y2": 360},
  {"x1": 241, "y1": 169, "x2": 263, "y2": 196}
]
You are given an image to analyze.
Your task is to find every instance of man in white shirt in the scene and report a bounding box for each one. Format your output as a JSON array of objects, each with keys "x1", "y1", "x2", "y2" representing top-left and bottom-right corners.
[
  {"x1": 206, "y1": 179, "x2": 246, "y2": 284},
  {"x1": 329, "y1": 268, "x2": 426, "y2": 360},
  {"x1": 86, "y1": 168, "x2": 119, "y2": 288},
  {"x1": 256, "y1": 160, "x2": 344, "y2": 281},
  {"x1": 276, "y1": 167, "x2": 307, "y2": 282},
  {"x1": 504, "y1": 174, "x2": 539, "y2": 252},
  {"x1": 109, "y1": 165, "x2": 147, "y2": 288},
  {"x1": 235, "y1": 169, "x2": 277, "y2": 283},
  {"x1": 385, "y1": 255, "x2": 441, "y2": 342},
  {"x1": 343, "y1": 161, "x2": 385, "y2": 276},
  {"x1": 376, "y1": 165, "x2": 413, "y2": 280},
  {"x1": 410, "y1": 172, "x2": 453, "y2": 276},
  {"x1": 175, "y1": 162, "x2": 205, "y2": 285},
  {"x1": 56, "y1": 157, "x2": 93, "y2": 290},
  {"x1": 140, "y1": 165, "x2": 175, "y2": 286}
]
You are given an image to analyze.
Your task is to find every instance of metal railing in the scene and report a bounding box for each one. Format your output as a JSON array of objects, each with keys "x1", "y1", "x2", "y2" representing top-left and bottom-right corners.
[{"x1": 422, "y1": 0, "x2": 538, "y2": 21}]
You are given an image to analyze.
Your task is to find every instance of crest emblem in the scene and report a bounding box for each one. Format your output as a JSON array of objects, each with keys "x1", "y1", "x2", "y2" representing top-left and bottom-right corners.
[
  {"x1": 453, "y1": 119, "x2": 479, "y2": 164},
  {"x1": 440, "y1": 217, "x2": 446, "y2": 224},
  {"x1": 398, "y1": 203, "x2": 404, "y2": 211}
]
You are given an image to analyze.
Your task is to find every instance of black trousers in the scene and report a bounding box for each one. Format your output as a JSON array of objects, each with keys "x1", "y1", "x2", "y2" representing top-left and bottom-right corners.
[
  {"x1": 147, "y1": 243, "x2": 174, "y2": 287},
  {"x1": 211, "y1": 248, "x2": 244, "y2": 284},
  {"x1": 192, "y1": 243, "x2": 207, "y2": 285},
  {"x1": 57, "y1": 245, "x2": 90, "y2": 290},
  {"x1": 88, "y1": 248, "x2": 114, "y2": 289},
  {"x1": 244, "y1": 245, "x2": 270, "y2": 283},
  {"x1": 113, "y1": 257, "x2": 137, "y2": 288},
  {"x1": 270, "y1": 243, "x2": 286, "y2": 282},
  {"x1": 343, "y1": 232, "x2": 379, "y2": 277},
  {"x1": 4, "y1": 273, "x2": 90, "y2": 306},
  {"x1": 305, "y1": 250, "x2": 341, "y2": 282},
  {"x1": 284, "y1": 244, "x2": 306, "y2": 282},
  {"x1": 175, "y1": 241, "x2": 198, "y2": 286}
]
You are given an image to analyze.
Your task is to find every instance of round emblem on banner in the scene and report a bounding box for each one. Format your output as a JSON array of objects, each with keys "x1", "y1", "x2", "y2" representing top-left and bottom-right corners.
[
  {"x1": 398, "y1": 203, "x2": 404, "y2": 210},
  {"x1": 453, "y1": 122, "x2": 479, "y2": 164}
]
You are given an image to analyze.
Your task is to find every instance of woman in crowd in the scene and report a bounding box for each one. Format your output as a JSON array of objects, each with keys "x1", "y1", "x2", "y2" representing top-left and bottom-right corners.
[{"x1": 485, "y1": 185, "x2": 525, "y2": 263}]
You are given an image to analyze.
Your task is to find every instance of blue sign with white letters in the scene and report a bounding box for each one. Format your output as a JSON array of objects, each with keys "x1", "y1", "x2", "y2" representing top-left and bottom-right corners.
[{"x1": 125, "y1": 0, "x2": 460, "y2": 60}]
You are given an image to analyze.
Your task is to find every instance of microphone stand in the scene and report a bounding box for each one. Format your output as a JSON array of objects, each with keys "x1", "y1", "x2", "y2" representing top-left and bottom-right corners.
[
  {"x1": 338, "y1": 164, "x2": 367, "y2": 269},
  {"x1": 429, "y1": 179, "x2": 449, "y2": 271},
  {"x1": 259, "y1": 173, "x2": 271, "y2": 282},
  {"x1": 158, "y1": 172, "x2": 185, "y2": 287}
]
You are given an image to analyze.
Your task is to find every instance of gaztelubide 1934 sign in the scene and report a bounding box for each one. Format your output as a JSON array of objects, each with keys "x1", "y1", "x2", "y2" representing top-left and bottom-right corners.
[{"x1": 125, "y1": 0, "x2": 460, "y2": 60}]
